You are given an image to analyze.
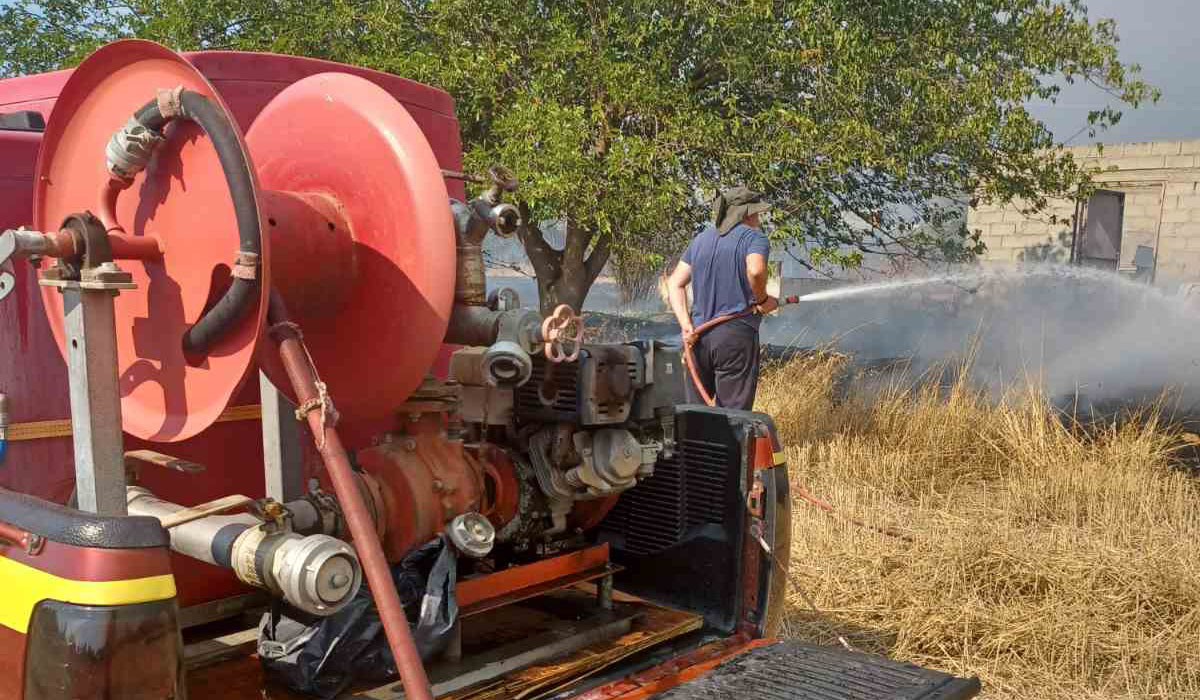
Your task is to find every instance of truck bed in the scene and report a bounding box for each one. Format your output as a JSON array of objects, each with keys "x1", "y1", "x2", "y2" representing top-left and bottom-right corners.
[{"x1": 654, "y1": 641, "x2": 980, "y2": 700}]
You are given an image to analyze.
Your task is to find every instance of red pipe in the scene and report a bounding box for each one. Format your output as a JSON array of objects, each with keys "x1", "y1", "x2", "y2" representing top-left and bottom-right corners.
[
  {"x1": 96, "y1": 178, "x2": 164, "y2": 260},
  {"x1": 682, "y1": 310, "x2": 753, "y2": 407},
  {"x1": 98, "y1": 177, "x2": 126, "y2": 233},
  {"x1": 268, "y1": 303, "x2": 434, "y2": 700},
  {"x1": 107, "y1": 233, "x2": 163, "y2": 260}
]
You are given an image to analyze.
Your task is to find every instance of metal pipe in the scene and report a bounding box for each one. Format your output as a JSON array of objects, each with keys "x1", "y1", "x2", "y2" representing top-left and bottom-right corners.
[
  {"x1": 446, "y1": 304, "x2": 503, "y2": 347},
  {"x1": 1, "y1": 226, "x2": 161, "y2": 262},
  {"x1": 267, "y1": 296, "x2": 435, "y2": 700},
  {"x1": 451, "y1": 199, "x2": 491, "y2": 306},
  {"x1": 127, "y1": 487, "x2": 361, "y2": 616},
  {"x1": 127, "y1": 486, "x2": 258, "y2": 565},
  {"x1": 98, "y1": 177, "x2": 127, "y2": 234}
]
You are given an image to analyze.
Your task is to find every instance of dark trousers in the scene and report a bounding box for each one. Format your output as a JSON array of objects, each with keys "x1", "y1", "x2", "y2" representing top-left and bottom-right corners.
[{"x1": 684, "y1": 320, "x2": 760, "y2": 411}]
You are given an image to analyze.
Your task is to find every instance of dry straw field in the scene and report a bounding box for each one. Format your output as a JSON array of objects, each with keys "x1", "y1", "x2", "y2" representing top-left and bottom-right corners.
[{"x1": 757, "y1": 353, "x2": 1200, "y2": 700}]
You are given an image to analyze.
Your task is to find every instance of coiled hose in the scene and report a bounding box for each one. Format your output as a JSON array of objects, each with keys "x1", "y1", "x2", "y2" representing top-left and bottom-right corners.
[{"x1": 112, "y1": 89, "x2": 262, "y2": 354}]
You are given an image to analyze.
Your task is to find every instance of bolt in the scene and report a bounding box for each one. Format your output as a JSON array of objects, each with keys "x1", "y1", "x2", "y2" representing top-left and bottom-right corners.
[
  {"x1": 330, "y1": 573, "x2": 350, "y2": 588},
  {"x1": 404, "y1": 438, "x2": 417, "y2": 451}
]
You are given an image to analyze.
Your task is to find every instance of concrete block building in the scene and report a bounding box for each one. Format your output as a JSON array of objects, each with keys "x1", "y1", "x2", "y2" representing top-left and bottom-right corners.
[{"x1": 968, "y1": 140, "x2": 1200, "y2": 290}]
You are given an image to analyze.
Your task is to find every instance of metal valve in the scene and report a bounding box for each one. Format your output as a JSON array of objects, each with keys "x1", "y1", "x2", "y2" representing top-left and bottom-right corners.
[{"x1": 541, "y1": 304, "x2": 584, "y2": 363}]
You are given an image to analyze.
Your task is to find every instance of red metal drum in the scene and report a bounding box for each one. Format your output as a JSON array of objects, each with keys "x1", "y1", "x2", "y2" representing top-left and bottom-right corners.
[
  {"x1": 34, "y1": 40, "x2": 269, "y2": 442},
  {"x1": 247, "y1": 72, "x2": 455, "y2": 448}
]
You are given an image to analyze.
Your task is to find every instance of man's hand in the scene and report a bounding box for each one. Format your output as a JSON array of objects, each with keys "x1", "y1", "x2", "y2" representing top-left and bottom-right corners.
[
  {"x1": 754, "y1": 296, "x2": 779, "y2": 315},
  {"x1": 680, "y1": 320, "x2": 696, "y2": 346}
]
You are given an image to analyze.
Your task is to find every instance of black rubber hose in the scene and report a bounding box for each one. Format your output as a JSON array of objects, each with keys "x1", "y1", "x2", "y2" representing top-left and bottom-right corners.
[
  {"x1": 128, "y1": 92, "x2": 262, "y2": 354},
  {"x1": 132, "y1": 101, "x2": 169, "y2": 133}
]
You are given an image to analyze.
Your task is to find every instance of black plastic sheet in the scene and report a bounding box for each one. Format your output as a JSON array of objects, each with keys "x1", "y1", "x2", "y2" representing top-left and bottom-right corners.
[{"x1": 258, "y1": 536, "x2": 458, "y2": 698}]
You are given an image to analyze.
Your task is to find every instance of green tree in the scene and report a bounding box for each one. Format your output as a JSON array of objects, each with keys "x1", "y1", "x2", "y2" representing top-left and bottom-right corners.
[{"x1": 1, "y1": 1, "x2": 1157, "y2": 313}]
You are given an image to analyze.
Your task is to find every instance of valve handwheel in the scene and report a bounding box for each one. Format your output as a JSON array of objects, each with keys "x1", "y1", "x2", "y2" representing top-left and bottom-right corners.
[{"x1": 541, "y1": 304, "x2": 583, "y2": 363}]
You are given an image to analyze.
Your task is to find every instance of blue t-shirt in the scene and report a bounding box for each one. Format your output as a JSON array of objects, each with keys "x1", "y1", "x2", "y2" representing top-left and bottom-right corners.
[{"x1": 681, "y1": 223, "x2": 770, "y2": 328}]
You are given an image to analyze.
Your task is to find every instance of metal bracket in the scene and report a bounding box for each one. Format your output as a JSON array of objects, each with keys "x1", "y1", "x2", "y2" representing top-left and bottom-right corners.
[
  {"x1": 125, "y1": 449, "x2": 206, "y2": 475},
  {"x1": 158, "y1": 494, "x2": 254, "y2": 529}
]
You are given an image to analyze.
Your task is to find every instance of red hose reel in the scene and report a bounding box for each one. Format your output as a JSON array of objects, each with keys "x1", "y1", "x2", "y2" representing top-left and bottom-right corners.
[{"x1": 34, "y1": 40, "x2": 456, "y2": 445}]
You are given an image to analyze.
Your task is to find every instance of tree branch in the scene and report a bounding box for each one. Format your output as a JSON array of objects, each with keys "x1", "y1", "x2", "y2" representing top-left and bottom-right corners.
[
  {"x1": 562, "y1": 218, "x2": 593, "y2": 271},
  {"x1": 516, "y1": 201, "x2": 562, "y2": 281},
  {"x1": 584, "y1": 235, "x2": 611, "y2": 285}
]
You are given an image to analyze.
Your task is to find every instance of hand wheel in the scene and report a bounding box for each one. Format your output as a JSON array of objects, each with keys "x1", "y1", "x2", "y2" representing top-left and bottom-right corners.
[{"x1": 541, "y1": 304, "x2": 583, "y2": 363}]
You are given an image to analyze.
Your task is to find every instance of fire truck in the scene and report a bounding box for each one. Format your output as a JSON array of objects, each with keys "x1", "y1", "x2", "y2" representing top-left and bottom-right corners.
[{"x1": 0, "y1": 40, "x2": 980, "y2": 700}]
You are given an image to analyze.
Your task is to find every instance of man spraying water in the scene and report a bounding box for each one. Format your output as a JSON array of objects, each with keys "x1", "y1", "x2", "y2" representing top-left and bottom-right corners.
[{"x1": 667, "y1": 186, "x2": 778, "y2": 410}]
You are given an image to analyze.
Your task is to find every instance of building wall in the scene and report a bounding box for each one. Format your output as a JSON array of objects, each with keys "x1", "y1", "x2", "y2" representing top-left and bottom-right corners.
[{"x1": 968, "y1": 141, "x2": 1200, "y2": 289}]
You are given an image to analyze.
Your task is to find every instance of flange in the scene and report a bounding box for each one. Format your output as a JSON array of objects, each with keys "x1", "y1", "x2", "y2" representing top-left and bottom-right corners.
[{"x1": 34, "y1": 40, "x2": 269, "y2": 442}]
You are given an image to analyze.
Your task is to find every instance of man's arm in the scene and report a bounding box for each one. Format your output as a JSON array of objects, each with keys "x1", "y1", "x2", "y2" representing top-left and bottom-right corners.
[
  {"x1": 667, "y1": 260, "x2": 694, "y2": 341},
  {"x1": 746, "y1": 253, "x2": 779, "y2": 314}
]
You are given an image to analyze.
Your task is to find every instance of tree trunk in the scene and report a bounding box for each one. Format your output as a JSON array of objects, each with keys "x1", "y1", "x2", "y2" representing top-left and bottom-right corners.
[{"x1": 516, "y1": 204, "x2": 611, "y2": 316}]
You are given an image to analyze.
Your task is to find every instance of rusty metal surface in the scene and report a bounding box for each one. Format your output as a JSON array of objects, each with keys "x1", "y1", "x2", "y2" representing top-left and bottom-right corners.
[
  {"x1": 357, "y1": 412, "x2": 486, "y2": 561},
  {"x1": 572, "y1": 634, "x2": 769, "y2": 700},
  {"x1": 443, "y1": 600, "x2": 702, "y2": 700},
  {"x1": 457, "y1": 544, "x2": 613, "y2": 617},
  {"x1": 35, "y1": 40, "x2": 268, "y2": 442},
  {"x1": 471, "y1": 445, "x2": 520, "y2": 533}
]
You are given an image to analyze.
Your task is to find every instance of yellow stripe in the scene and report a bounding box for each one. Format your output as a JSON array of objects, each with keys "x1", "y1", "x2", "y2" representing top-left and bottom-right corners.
[
  {"x1": 773, "y1": 451, "x2": 786, "y2": 466},
  {"x1": 0, "y1": 556, "x2": 176, "y2": 633},
  {"x1": 6, "y1": 404, "x2": 262, "y2": 442}
]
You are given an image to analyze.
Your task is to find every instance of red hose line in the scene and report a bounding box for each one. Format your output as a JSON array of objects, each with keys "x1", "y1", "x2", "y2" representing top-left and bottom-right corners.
[
  {"x1": 682, "y1": 310, "x2": 754, "y2": 408},
  {"x1": 269, "y1": 317, "x2": 434, "y2": 700}
]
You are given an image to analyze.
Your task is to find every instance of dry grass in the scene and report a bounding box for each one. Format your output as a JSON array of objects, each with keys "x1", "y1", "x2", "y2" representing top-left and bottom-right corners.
[{"x1": 757, "y1": 353, "x2": 1200, "y2": 700}]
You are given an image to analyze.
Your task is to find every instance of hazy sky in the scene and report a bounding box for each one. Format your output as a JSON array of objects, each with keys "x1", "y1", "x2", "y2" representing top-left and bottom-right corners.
[{"x1": 1029, "y1": 0, "x2": 1200, "y2": 145}]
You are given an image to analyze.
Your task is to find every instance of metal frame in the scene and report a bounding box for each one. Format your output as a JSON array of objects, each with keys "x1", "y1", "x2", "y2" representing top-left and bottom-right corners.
[
  {"x1": 260, "y1": 371, "x2": 305, "y2": 502},
  {"x1": 457, "y1": 543, "x2": 616, "y2": 617},
  {"x1": 61, "y1": 287, "x2": 128, "y2": 515}
]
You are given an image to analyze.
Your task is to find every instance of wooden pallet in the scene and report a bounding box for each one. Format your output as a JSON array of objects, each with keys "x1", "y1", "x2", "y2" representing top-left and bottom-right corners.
[{"x1": 187, "y1": 587, "x2": 702, "y2": 700}]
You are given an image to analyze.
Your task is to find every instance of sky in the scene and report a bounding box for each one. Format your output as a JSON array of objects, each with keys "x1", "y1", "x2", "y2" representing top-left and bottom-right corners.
[{"x1": 1029, "y1": 0, "x2": 1200, "y2": 145}]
